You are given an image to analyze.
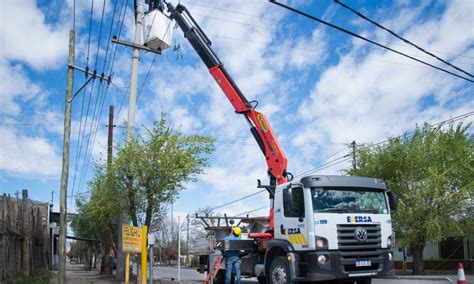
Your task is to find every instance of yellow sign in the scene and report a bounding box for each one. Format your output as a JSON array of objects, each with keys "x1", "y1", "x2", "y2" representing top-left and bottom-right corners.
[
  {"x1": 122, "y1": 224, "x2": 147, "y2": 284},
  {"x1": 122, "y1": 224, "x2": 143, "y2": 253}
]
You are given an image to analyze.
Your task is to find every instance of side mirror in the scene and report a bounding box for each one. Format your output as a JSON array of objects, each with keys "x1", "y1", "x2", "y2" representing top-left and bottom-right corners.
[{"x1": 387, "y1": 191, "x2": 398, "y2": 212}]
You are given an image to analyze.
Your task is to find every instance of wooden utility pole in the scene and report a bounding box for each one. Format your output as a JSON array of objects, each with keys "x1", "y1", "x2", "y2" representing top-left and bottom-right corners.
[
  {"x1": 107, "y1": 105, "x2": 114, "y2": 167},
  {"x1": 59, "y1": 29, "x2": 75, "y2": 284}
]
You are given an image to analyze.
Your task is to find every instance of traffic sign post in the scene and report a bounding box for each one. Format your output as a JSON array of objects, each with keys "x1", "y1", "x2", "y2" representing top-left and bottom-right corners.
[{"x1": 122, "y1": 224, "x2": 148, "y2": 284}]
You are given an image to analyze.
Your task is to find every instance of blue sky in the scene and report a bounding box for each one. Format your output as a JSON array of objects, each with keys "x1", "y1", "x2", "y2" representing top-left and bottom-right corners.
[{"x1": 0, "y1": 0, "x2": 473, "y2": 221}]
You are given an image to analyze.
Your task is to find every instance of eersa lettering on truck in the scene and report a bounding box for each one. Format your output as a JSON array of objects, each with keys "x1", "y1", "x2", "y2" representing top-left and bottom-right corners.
[{"x1": 144, "y1": 2, "x2": 398, "y2": 283}]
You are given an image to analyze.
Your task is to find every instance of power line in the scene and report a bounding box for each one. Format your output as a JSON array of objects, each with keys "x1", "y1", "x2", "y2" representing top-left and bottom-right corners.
[
  {"x1": 269, "y1": 0, "x2": 474, "y2": 83},
  {"x1": 209, "y1": 33, "x2": 473, "y2": 67},
  {"x1": 0, "y1": 131, "x2": 79, "y2": 147},
  {"x1": 86, "y1": 0, "x2": 94, "y2": 69},
  {"x1": 94, "y1": 0, "x2": 107, "y2": 69},
  {"x1": 294, "y1": 154, "x2": 350, "y2": 179},
  {"x1": 183, "y1": 1, "x2": 278, "y2": 22},
  {"x1": 74, "y1": 0, "x2": 131, "y2": 198},
  {"x1": 182, "y1": 1, "x2": 473, "y2": 60},
  {"x1": 334, "y1": 0, "x2": 473, "y2": 78},
  {"x1": 0, "y1": 108, "x2": 64, "y2": 119},
  {"x1": 209, "y1": 189, "x2": 266, "y2": 211},
  {"x1": 1, "y1": 134, "x2": 89, "y2": 176},
  {"x1": 360, "y1": 111, "x2": 474, "y2": 150},
  {"x1": 0, "y1": 123, "x2": 93, "y2": 126},
  {"x1": 235, "y1": 205, "x2": 269, "y2": 217},
  {"x1": 292, "y1": 111, "x2": 474, "y2": 178}
]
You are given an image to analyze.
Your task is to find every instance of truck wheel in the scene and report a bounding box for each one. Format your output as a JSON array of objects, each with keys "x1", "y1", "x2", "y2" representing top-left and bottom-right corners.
[
  {"x1": 269, "y1": 256, "x2": 293, "y2": 284},
  {"x1": 214, "y1": 269, "x2": 226, "y2": 284}
]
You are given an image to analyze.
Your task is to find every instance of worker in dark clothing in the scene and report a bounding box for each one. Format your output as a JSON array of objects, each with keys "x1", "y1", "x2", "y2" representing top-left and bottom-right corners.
[{"x1": 223, "y1": 227, "x2": 242, "y2": 284}]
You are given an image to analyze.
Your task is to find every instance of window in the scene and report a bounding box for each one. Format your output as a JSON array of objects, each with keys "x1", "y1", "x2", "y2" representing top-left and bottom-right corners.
[
  {"x1": 283, "y1": 187, "x2": 305, "y2": 218},
  {"x1": 312, "y1": 187, "x2": 388, "y2": 214}
]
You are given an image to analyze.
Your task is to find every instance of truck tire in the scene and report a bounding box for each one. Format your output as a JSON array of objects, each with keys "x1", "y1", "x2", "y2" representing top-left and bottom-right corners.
[
  {"x1": 268, "y1": 256, "x2": 295, "y2": 284},
  {"x1": 214, "y1": 269, "x2": 226, "y2": 284},
  {"x1": 214, "y1": 269, "x2": 236, "y2": 284}
]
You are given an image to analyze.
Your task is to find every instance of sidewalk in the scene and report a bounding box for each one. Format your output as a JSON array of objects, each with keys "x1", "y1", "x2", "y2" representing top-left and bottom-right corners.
[{"x1": 50, "y1": 264, "x2": 115, "y2": 283}]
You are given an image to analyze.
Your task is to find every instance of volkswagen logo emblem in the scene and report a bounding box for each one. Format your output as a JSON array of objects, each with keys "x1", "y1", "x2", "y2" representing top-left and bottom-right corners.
[{"x1": 355, "y1": 227, "x2": 368, "y2": 242}]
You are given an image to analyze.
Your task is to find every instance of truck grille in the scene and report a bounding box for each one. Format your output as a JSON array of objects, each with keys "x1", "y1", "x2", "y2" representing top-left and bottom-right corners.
[{"x1": 337, "y1": 224, "x2": 383, "y2": 273}]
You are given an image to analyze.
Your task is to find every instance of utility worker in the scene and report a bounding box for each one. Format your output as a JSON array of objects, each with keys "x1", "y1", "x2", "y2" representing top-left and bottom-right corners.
[{"x1": 223, "y1": 227, "x2": 241, "y2": 284}]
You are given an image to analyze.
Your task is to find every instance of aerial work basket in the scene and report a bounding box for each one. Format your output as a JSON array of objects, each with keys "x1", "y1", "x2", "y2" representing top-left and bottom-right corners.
[{"x1": 143, "y1": 9, "x2": 174, "y2": 52}]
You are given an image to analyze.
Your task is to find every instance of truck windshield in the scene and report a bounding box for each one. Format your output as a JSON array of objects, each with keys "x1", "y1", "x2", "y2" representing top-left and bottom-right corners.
[{"x1": 311, "y1": 187, "x2": 388, "y2": 214}]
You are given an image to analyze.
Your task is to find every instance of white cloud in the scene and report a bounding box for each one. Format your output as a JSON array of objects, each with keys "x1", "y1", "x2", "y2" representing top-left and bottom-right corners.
[
  {"x1": 0, "y1": 0, "x2": 70, "y2": 69},
  {"x1": 0, "y1": 60, "x2": 44, "y2": 115},
  {"x1": 295, "y1": 0, "x2": 473, "y2": 173},
  {"x1": 0, "y1": 127, "x2": 62, "y2": 176}
]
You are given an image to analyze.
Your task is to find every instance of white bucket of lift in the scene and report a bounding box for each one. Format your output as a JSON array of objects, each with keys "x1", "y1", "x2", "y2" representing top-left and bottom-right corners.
[{"x1": 143, "y1": 9, "x2": 174, "y2": 52}]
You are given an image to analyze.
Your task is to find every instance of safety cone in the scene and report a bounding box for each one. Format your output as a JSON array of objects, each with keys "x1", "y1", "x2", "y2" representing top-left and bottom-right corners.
[{"x1": 457, "y1": 262, "x2": 467, "y2": 284}]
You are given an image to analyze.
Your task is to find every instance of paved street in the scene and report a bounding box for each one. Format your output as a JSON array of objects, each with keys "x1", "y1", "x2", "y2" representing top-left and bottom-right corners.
[
  {"x1": 149, "y1": 266, "x2": 474, "y2": 284},
  {"x1": 53, "y1": 264, "x2": 473, "y2": 283}
]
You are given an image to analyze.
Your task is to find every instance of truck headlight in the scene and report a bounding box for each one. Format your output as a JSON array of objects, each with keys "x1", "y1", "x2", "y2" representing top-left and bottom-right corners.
[
  {"x1": 315, "y1": 237, "x2": 328, "y2": 249},
  {"x1": 387, "y1": 236, "x2": 392, "y2": 248}
]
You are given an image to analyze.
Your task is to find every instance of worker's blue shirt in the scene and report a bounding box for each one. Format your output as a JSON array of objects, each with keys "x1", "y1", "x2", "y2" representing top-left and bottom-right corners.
[{"x1": 222, "y1": 234, "x2": 240, "y2": 258}]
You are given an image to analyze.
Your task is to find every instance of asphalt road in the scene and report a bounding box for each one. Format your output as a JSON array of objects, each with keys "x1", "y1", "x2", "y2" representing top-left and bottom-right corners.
[{"x1": 149, "y1": 266, "x2": 471, "y2": 283}]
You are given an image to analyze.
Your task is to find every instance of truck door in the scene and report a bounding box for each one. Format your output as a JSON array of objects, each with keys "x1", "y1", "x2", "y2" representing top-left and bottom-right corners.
[{"x1": 276, "y1": 186, "x2": 311, "y2": 250}]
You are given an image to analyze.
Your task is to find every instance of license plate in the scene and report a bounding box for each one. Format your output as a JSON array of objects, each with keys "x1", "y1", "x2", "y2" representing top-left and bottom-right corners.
[{"x1": 355, "y1": 260, "x2": 371, "y2": 267}]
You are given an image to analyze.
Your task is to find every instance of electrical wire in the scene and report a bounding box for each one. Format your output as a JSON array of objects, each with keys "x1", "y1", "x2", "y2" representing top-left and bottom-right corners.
[
  {"x1": 235, "y1": 205, "x2": 269, "y2": 217},
  {"x1": 359, "y1": 111, "x2": 474, "y2": 151},
  {"x1": 209, "y1": 190, "x2": 266, "y2": 211},
  {"x1": 0, "y1": 131, "x2": 79, "y2": 147},
  {"x1": 183, "y1": 1, "x2": 278, "y2": 22},
  {"x1": 334, "y1": 0, "x2": 474, "y2": 78},
  {"x1": 269, "y1": 0, "x2": 474, "y2": 83},
  {"x1": 73, "y1": 0, "x2": 129, "y2": 198},
  {"x1": 0, "y1": 134, "x2": 90, "y2": 176},
  {"x1": 86, "y1": 0, "x2": 95, "y2": 69},
  {"x1": 182, "y1": 1, "x2": 473, "y2": 60},
  {"x1": 209, "y1": 34, "x2": 473, "y2": 68},
  {"x1": 94, "y1": 0, "x2": 107, "y2": 69},
  {"x1": 292, "y1": 111, "x2": 474, "y2": 178},
  {"x1": 101, "y1": 0, "x2": 119, "y2": 72}
]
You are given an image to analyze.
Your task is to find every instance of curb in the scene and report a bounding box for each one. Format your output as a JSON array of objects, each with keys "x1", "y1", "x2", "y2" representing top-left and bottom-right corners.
[{"x1": 375, "y1": 275, "x2": 453, "y2": 281}]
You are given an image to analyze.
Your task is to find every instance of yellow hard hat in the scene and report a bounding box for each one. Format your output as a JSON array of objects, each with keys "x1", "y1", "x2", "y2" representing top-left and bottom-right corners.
[{"x1": 232, "y1": 227, "x2": 241, "y2": 236}]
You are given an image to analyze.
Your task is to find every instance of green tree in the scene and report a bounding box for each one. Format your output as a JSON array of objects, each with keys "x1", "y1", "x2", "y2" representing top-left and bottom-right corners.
[
  {"x1": 71, "y1": 165, "x2": 124, "y2": 273},
  {"x1": 346, "y1": 122, "x2": 473, "y2": 274},
  {"x1": 114, "y1": 114, "x2": 215, "y2": 230}
]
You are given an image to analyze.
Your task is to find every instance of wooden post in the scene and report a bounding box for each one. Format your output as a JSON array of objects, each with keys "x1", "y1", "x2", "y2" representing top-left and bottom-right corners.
[
  {"x1": 125, "y1": 253, "x2": 130, "y2": 283},
  {"x1": 141, "y1": 226, "x2": 148, "y2": 283},
  {"x1": 58, "y1": 29, "x2": 75, "y2": 284}
]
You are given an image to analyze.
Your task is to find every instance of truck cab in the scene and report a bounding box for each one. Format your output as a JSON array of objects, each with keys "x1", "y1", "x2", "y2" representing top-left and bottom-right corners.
[{"x1": 269, "y1": 175, "x2": 396, "y2": 283}]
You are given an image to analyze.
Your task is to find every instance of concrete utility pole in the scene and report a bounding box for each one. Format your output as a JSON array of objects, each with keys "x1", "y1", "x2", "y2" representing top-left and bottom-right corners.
[
  {"x1": 117, "y1": 4, "x2": 143, "y2": 281},
  {"x1": 126, "y1": 3, "x2": 143, "y2": 140},
  {"x1": 59, "y1": 29, "x2": 75, "y2": 284}
]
